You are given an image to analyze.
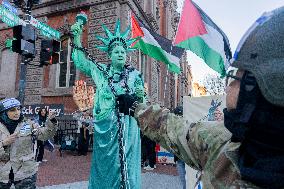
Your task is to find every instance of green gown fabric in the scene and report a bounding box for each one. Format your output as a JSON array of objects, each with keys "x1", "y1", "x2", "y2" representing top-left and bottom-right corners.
[{"x1": 72, "y1": 49, "x2": 142, "y2": 189}]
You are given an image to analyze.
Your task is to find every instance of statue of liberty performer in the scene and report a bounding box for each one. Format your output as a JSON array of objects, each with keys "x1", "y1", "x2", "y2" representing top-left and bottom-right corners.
[{"x1": 70, "y1": 12, "x2": 144, "y2": 189}]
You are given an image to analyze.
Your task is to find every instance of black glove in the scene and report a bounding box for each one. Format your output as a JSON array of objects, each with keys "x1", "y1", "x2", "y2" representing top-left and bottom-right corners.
[
  {"x1": 116, "y1": 94, "x2": 138, "y2": 116},
  {"x1": 50, "y1": 117, "x2": 58, "y2": 124}
]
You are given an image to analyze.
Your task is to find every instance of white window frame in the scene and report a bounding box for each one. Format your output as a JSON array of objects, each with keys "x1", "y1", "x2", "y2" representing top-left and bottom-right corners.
[{"x1": 55, "y1": 38, "x2": 75, "y2": 88}]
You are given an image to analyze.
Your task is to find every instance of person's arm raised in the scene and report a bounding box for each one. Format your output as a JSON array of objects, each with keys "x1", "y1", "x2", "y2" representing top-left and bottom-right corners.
[
  {"x1": 134, "y1": 104, "x2": 232, "y2": 171},
  {"x1": 34, "y1": 112, "x2": 58, "y2": 141},
  {"x1": 71, "y1": 21, "x2": 96, "y2": 77}
]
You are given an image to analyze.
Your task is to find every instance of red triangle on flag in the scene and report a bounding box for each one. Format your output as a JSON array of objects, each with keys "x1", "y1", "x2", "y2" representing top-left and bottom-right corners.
[
  {"x1": 174, "y1": 0, "x2": 207, "y2": 45},
  {"x1": 131, "y1": 13, "x2": 144, "y2": 46}
]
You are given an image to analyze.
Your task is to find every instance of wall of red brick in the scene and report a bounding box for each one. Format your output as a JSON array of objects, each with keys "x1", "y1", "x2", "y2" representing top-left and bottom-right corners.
[
  {"x1": 43, "y1": 9, "x2": 90, "y2": 88},
  {"x1": 42, "y1": 96, "x2": 77, "y2": 114},
  {"x1": 41, "y1": 9, "x2": 90, "y2": 114}
]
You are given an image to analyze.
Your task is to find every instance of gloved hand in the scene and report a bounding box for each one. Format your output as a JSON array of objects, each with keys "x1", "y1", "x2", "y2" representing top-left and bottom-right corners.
[{"x1": 116, "y1": 94, "x2": 139, "y2": 116}]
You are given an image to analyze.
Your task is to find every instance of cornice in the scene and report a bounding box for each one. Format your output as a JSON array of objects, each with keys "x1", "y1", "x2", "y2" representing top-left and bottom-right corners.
[{"x1": 0, "y1": 0, "x2": 159, "y2": 32}]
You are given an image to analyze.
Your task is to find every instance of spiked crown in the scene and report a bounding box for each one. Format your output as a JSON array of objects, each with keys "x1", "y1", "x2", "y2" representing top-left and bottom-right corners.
[
  {"x1": 96, "y1": 19, "x2": 138, "y2": 54},
  {"x1": 76, "y1": 11, "x2": 88, "y2": 25}
]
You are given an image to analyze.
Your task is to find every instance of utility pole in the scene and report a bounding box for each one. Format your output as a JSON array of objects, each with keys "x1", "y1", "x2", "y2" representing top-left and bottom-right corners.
[
  {"x1": 18, "y1": 5, "x2": 31, "y2": 104},
  {"x1": 12, "y1": 0, "x2": 38, "y2": 104},
  {"x1": 18, "y1": 57, "x2": 28, "y2": 103}
]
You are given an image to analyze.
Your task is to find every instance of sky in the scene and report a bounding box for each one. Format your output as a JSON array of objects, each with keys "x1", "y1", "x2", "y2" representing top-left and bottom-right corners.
[{"x1": 176, "y1": 0, "x2": 284, "y2": 83}]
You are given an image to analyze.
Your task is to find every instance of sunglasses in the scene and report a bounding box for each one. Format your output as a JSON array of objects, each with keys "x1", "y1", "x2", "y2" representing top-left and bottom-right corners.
[{"x1": 225, "y1": 67, "x2": 242, "y2": 87}]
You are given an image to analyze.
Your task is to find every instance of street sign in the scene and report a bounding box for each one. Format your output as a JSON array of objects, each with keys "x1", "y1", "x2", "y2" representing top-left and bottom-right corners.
[
  {"x1": 0, "y1": 5, "x2": 60, "y2": 40},
  {"x1": 1, "y1": 0, "x2": 18, "y2": 15},
  {"x1": 30, "y1": 16, "x2": 60, "y2": 39},
  {"x1": 0, "y1": 5, "x2": 25, "y2": 27}
]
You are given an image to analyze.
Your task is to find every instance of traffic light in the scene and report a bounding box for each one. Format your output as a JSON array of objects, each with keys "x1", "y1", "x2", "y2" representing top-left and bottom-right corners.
[
  {"x1": 12, "y1": 24, "x2": 36, "y2": 58},
  {"x1": 40, "y1": 39, "x2": 60, "y2": 66}
]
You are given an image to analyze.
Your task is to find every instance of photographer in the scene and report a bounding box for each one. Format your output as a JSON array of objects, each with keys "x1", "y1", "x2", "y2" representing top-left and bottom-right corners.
[{"x1": 0, "y1": 98, "x2": 58, "y2": 189}]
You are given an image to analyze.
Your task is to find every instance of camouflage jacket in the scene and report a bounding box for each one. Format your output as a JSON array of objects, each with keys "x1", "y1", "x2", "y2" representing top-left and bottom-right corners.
[
  {"x1": 0, "y1": 118, "x2": 57, "y2": 183},
  {"x1": 135, "y1": 104, "x2": 263, "y2": 189}
]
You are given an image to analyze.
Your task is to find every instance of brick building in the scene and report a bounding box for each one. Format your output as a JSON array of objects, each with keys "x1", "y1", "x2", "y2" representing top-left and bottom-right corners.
[{"x1": 0, "y1": 0, "x2": 192, "y2": 116}]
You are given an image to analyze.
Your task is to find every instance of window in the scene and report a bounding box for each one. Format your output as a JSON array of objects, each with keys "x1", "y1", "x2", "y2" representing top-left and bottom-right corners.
[
  {"x1": 140, "y1": 52, "x2": 148, "y2": 83},
  {"x1": 56, "y1": 37, "x2": 76, "y2": 88}
]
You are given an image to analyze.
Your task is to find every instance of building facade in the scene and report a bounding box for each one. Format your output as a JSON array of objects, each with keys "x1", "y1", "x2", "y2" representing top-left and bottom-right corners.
[
  {"x1": 0, "y1": 0, "x2": 192, "y2": 115},
  {"x1": 192, "y1": 82, "x2": 207, "y2": 97}
]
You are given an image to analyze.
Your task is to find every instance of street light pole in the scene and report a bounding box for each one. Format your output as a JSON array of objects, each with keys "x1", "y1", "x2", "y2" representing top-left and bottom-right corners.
[
  {"x1": 18, "y1": 57, "x2": 28, "y2": 103},
  {"x1": 15, "y1": 0, "x2": 34, "y2": 104},
  {"x1": 11, "y1": 0, "x2": 59, "y2": 103}
]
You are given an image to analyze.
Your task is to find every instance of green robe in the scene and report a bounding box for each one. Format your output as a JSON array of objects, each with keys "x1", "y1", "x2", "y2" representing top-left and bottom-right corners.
[{"x1": 72, "y1": 49, "x2": 142, "y2": 189}]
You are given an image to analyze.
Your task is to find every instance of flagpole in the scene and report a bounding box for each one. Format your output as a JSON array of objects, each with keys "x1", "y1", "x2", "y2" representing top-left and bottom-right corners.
[
  {"x1": 128, "y1": 11, "x2": 132, "y2": 64},
  {"x1": 127, "y1": 11, "x2": 131, "y2": 26},
  {"x1": 138, "y1": 49, "x2": 142, "y2": 71},
  {"x1": 164, "y1": 69, "x2": 168, "y2": 102}
]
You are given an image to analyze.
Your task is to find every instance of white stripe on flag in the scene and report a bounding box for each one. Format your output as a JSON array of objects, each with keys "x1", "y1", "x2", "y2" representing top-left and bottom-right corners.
[
  {"x1": 164, "y1": 51, "x2": 181, "y2": 68},
  {"x1": 201, "y1": 23, "x2": 227, "y2": 64},
  {"x1": 141, "y1": 27, "x2": 161, "y2": 48},
  {"x1": 137, "y1": 26, "x2": 181, "y2": 72}
]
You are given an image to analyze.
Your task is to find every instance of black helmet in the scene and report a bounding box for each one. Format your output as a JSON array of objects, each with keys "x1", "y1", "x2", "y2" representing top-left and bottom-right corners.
[
  {"x1": 0, "y1": 98, "x2": 21, "y2": 113},
  {"x1": 232, "y1": 6, "x2": 284, "y2": 107}
]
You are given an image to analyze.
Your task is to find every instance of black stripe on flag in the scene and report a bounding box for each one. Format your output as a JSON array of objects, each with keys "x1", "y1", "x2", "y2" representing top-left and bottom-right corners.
[
  {"x1": 193, "y1": 2, "x2": 232, "y2": 61},
  {"x1": 138, "y1": 19, "x2": 185, "y2": 59}
]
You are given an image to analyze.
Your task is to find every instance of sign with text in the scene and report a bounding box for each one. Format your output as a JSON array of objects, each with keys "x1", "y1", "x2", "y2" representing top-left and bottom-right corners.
[
  {"x1": 0, "y1": 5, "x2": 25, "y2": 27},
  {"x1": 1, "y1": 0, "x2": 18, "y2": 15},
  {"x1": 0, "y1": 5, "x2": 60, "y2": 40},
  {"x1": 22, "y1": 104, "x2": 64, "y2": 117},
  {"x1": 29, "y1": 16, "x2": 60, "y2": 39}
]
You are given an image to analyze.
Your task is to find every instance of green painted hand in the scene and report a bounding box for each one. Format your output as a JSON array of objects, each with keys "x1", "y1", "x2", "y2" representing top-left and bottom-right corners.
[
  {"x1": 71, "y1": 22, "x2": 83, "y2": 37},
  {"x1": 71, "y1": 22, "x2": 83, "y2": 47}
]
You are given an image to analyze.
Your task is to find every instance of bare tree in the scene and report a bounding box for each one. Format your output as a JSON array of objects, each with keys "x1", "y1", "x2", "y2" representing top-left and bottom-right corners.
[{"x1": 202, "y1": 74, "x2": 226, "y2": 95}]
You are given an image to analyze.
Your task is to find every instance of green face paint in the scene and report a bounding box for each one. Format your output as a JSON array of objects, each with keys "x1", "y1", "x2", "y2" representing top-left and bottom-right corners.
[{"x1": 110, "y1": 45, "x2": 126, "y2": 69}]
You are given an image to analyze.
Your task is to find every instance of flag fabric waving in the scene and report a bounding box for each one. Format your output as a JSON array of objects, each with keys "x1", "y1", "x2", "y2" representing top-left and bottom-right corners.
[
  {"x1": 174, "y1": 0, "x2": 232, "y2": 77},
  {"x1": 131, "y1": 14, "x2": 184, "y2": 74}
]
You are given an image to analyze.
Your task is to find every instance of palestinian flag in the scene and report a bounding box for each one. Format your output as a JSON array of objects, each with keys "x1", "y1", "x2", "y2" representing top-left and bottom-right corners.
[
  {"x1": 131, "y1": 14, "x2": 184, "y2": 74},
  {"x1": 173, "y1": 0, "x2": 232, "y2": 77}
]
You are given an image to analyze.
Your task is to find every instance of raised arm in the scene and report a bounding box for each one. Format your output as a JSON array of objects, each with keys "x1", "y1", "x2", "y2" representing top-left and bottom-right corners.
[
  {"x1": 32, "y1": 113, "x2": 58, "y2": 141},
  {"x1": 71, "y1": 21, "x2": 96, "y2": 77},
  {"x1": 134, "y1": 104, "x2": 232, "y2": 171}
]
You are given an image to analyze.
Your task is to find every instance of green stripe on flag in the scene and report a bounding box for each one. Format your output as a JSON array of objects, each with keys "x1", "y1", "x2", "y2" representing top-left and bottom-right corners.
[
  {"x1": 135, "y1": 40, "x2": 181, "y2": 74},
  {"x1": 177, "y1": 36, "x2": 226, "y2": 77}
]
